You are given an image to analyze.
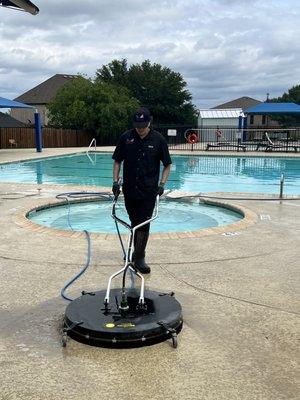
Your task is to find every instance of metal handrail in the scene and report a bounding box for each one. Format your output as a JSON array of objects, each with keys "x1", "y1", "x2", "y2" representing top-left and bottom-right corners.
[{"x1": 87, "y1": 138, "x2": 96, "y2": 153}]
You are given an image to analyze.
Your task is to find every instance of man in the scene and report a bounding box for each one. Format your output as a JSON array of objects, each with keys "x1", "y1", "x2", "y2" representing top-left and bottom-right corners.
[{"x1": 112, "y1": 107, "x2": 172, "y2": 274}]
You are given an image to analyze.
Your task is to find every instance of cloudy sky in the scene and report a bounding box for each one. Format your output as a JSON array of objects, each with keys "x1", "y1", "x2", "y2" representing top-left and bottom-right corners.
[{"x1": 0, "y1": 0, "x2": 299, "y2": 108}]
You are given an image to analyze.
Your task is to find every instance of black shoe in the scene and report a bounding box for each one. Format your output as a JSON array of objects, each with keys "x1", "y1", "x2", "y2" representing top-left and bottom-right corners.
[{"x1": 134, "y1": 257, "x2": 151, "y2": 274}]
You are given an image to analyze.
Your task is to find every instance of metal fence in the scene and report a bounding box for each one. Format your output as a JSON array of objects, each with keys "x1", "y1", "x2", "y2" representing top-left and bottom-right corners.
[
  {"x1": 161, "y1": 126, "x2": 300, "y2": 152},
  {"x1": 1, "y1": 125, "x2": 300, "y2": 152}
]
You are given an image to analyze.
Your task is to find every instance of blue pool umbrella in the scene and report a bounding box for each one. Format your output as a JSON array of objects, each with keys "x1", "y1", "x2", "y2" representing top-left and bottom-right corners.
[
  {"x1": 0, "y1": 96, "x2": 42, "y2": 152},
  {"x1": 0, "y1": 96, "x2": 33, "y2": 109}
]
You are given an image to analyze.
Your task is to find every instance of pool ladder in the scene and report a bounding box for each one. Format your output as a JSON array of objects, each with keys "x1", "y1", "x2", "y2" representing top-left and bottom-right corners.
[
  {"x1": 86, "y1": 138, "x2": 97, "y2": 165},
  {"x1": 87, "y1": 138, "x2": 97, "y2": 153}
]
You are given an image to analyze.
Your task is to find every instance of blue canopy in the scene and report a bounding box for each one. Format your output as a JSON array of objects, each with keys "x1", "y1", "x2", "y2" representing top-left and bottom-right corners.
[
  {"x1": 245, "y1": 102, "x2": 300, "y2": 114},
  {"x1": 0, "y1": 96, "x2": 33, "y2": 109},
  {"x1": 0, "y1": 96, "x2": 42, "y2": 152}
]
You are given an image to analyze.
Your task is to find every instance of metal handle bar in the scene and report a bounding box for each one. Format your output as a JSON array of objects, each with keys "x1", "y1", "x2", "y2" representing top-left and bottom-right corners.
[
  {"x1": 111, "y1": 194, "x2": 160, "y2": 230},
  {"x1": 104, "y1": 194, "x2": 160, "y2": 308}
]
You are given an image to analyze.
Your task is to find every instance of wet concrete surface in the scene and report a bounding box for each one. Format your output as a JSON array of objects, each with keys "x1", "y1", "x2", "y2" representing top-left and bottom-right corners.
[{"x1": 0, "y1": 149, "x2": 299, "y2": 400}]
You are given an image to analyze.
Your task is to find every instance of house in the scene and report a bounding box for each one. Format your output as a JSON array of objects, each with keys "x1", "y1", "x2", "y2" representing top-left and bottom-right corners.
[
  {"x1": 11, "y1": 74, "x2": 79, "y2": 126},
  {"x1": 212, "y1": 96, "x2": 279, "y2": 127},
  {"x1": 212, "y1": 96, "x2": 261, "y2": 111},
  {"x1": 0, "y1": 111, "x2": 26, "y2": 127},
  {"x1": 198, "y1": 108, "x2": 244, "y2": 128}
]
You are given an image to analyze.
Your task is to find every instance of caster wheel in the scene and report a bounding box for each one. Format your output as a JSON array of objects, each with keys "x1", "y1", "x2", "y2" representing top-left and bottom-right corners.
[
  {"x1": 171, "y1": 333, "x2": 178, "y2": 349},
  {"x1": 104, "y1": 299, "x2": 109, "y2": 310},
  {"x1": 136, "y1": 301, "x2": 147, "y2": 312},
  {"x1": 62, "y1": 332, "x2": 68, "y2": 347}
]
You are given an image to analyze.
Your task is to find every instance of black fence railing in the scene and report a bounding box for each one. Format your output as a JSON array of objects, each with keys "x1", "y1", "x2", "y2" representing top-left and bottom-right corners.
[
  {"x1": 168, "y1": 153, "x2": 292, "y2": 175},
  {"x1": 159, "y1": 126, "x2": 300, "y2": 152}
]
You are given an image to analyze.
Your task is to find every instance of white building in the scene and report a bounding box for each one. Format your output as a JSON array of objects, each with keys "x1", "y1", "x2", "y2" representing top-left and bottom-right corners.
[
  {"x1": 198, "y1": 108, "x2": 244, "y2": 142},
  {"x1": 198, "y1": 108, "x2": 244, "y2": 127}
]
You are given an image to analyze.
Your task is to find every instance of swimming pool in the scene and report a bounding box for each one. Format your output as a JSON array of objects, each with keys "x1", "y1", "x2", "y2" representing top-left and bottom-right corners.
[
  {"x1": 27, "y1": 199, "x2": 242, "y2": 233},
  {"x1": 0, "y1": 152, "x2": 299, "y2": 194}
]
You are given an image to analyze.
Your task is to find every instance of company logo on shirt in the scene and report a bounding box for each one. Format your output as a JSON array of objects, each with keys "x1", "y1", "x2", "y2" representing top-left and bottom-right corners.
[
  {"x1": 126, "y1": 138, "x2": 135, "y2": 144},
  {"x1": 148, "y1": 145, "x2": 154, "y2": 148}
]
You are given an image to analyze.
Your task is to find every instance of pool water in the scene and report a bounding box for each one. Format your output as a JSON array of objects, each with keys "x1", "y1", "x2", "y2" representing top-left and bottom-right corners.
[
  {"x1": 28, "y1": 199, "x2": 242, "y2": 233},
  {"x1": 1, "y1": 152, "x2": 299, "y2": 194}
]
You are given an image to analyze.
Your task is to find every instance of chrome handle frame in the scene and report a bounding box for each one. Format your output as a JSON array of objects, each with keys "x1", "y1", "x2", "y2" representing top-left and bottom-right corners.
[{"x1": 104, "y1": 195, "x2": 160, "y2": 307}]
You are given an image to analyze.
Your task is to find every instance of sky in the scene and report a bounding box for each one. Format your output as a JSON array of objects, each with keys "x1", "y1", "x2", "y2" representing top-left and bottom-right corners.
[{"x1": 0, "y1": 0, "x2": 299, "y2": 109}]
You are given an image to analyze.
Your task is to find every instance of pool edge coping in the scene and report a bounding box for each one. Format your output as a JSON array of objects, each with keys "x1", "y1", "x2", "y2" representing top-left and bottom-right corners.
[
  {"x1": 14, "y1": 195, "x2": 259, "y2": 240},
  {"x1": 1, "y1": 147, "x2": 300, "y2": 167}
]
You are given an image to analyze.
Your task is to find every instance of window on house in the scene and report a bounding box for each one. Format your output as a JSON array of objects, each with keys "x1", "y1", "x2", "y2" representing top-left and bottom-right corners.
[
  {"x1": 250, "y1": 115, "x2": 254, "y2": 125},
  {"x1": 262, "y1": 115, "x2": 266, "y2": 125}
]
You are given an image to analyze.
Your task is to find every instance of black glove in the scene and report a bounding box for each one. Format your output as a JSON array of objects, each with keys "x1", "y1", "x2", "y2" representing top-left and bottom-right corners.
[
  {"x1": 157, "y1": 183, "x2": 165, "y2": 197},
  {"x1": 112, "y1": 181, "x2": 121, "y2": 199}
]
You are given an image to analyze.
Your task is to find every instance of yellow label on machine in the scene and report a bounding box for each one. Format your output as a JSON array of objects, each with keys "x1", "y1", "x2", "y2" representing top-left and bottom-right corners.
[
  {"x1": 105, "y1": 323, "x2": 115, "y2": 328},
  {"x1": 104, "y1": 322, "x2": 135, "y2": 329}
]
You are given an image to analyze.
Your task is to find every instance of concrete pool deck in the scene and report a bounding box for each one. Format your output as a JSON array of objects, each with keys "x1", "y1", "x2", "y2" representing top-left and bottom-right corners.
[{"x1": 0, "y1": 148, "x2": 299, "y2": 400}]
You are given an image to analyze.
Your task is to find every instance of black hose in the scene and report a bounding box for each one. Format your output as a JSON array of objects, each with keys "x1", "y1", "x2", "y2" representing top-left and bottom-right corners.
[
  {"x1": 60, "y1": 230, "x2": 91, "y2": 301},
  {"x1": 56, "y1": 191, "x2": 113, "y2": 200},
  {"x1": 114, "y1": 220, "x2": 126, "y2": 258},
  {"x1": 58, "y1": 191, "x2": 126, "y2": 300}
]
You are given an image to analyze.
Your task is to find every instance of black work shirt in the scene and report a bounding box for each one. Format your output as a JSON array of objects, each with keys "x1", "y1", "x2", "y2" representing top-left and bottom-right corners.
[{"x1": 112, "y1": 128, "x2": 172, "y2": 199}]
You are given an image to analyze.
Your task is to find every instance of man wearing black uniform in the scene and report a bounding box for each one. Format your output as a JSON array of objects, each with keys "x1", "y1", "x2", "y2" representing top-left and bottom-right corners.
[{"x1": 112, "y1": 107, "x2": 172, "y2": 274}]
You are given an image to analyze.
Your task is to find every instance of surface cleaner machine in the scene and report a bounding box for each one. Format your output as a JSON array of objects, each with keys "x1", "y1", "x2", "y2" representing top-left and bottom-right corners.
[{"x1": 61, "y1": 193, "x2": 183, "y2": 348}]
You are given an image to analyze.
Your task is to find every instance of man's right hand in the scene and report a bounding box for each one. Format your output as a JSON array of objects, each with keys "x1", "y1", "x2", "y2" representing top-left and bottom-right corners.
[
  {"x1": 112, "y1": 181, "x2": 121, "y2": 199},
  {"x1": 157, "y1": 183, "x2": 165, "y2": 196}
]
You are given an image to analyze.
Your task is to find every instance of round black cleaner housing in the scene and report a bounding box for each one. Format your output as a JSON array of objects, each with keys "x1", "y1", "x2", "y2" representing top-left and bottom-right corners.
[{"x1": 63, "y1": 288, "x2": 183, "y2": 348}]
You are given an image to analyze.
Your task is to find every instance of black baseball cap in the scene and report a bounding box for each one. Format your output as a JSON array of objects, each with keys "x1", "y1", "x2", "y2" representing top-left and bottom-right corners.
[{"x1": 132, "y1": 107, "x2": 151, "y2": 128}]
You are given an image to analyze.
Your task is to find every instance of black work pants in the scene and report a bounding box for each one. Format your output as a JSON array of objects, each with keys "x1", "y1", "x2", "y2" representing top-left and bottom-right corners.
[{"x1": 124, "y1": 195, "x2": 156, "y2": 233}]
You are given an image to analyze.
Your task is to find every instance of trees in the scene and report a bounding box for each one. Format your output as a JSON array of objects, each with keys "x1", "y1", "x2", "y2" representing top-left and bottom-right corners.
[
  {"x1": 97, "y1": 59, "x2": 129, "y2": 87},
  {"x1": 270, "y1": 85, "x2": 300, "y2": 125},
  {"x1": 272, "y1": 85, "x2": 300, "y2": 104},
  {"x1": 48, "y1": 59, "x2": 198, "y2": 140},
  {"x1": 96, "y1": 59, "x2": 198, "y2": 125},
  {"x1": 48, "y1": 76, "x2": 92, "y2": 130},
  {"x1": 48, "y1": 76, "x2": 139, "y2": 140}
]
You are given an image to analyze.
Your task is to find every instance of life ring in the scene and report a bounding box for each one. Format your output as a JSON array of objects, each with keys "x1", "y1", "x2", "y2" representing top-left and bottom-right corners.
[{"x1": 187, "y1": 132, "x2": 198, "y2": 144}]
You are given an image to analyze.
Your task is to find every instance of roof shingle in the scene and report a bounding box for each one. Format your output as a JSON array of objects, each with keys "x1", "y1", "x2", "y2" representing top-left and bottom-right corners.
[
  {"x1": 212, "y1": 96, "x2": 261, "y2": 111},
  {"x1": 0, "y1": 112, "x2": 26, "y2": 127},
  {"x1": 14, "y1": 74, "x2": 79, "y2": 105}
]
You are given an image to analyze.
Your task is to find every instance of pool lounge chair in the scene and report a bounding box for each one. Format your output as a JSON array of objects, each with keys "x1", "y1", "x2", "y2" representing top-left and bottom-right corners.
[
  {"x1": 258, "y1": 132, "x2": 299, "y2": 152},
  {"x1": 9, "y1": 138, "x2": 17, "y2": 147},
  {"x1": 206, "y1": 142, "x2": 246, "y2": 152}
]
